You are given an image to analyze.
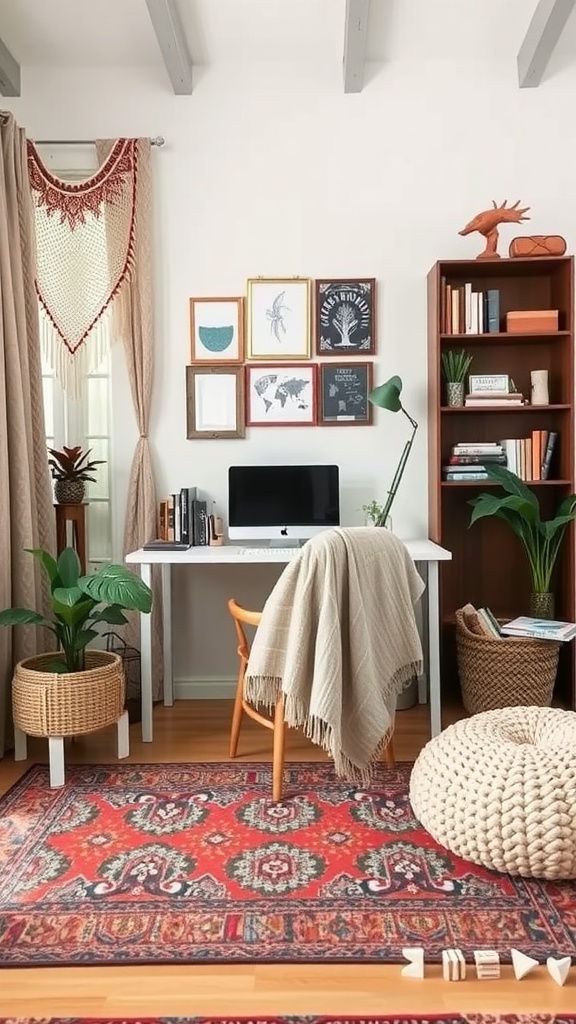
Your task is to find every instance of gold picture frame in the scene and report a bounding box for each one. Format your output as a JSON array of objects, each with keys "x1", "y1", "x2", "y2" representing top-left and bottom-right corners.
[
  {"x1": 189, "y1": 296, "x2": 244, "y2": 364},
  {"x1": 246, "y1": 277, "x2": 312, "y2": 360}
]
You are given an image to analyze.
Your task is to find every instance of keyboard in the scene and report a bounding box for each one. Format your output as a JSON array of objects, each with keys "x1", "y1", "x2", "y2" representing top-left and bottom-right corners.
[{"x1": 234, "y1": 546, "x2": 300, "y2": 558}]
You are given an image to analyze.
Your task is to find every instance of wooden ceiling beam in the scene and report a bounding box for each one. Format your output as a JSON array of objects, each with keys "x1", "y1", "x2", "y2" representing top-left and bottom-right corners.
[
  {"x1": 517, "y1": 0, "x2": 575, "y2": 88},
  {"x1": 343, "y1": 0, "x2": 371, "y2": 94},
  {"x1": 0, "y1": 33, "x2": 20, "y2": 97},
  {"x1": 144, "y1": 0, "x2": 192, "y2": 95}
]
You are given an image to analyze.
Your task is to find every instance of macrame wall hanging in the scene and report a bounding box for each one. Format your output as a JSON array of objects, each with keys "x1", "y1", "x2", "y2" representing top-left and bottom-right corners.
[{"x1": 27, "y1": 138, "x2": 141, "y2": 396}]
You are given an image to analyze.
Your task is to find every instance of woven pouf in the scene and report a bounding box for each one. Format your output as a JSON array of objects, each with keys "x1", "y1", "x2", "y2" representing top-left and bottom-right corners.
[{"x1": 410, "y1": 706, "x2": 576, "y2": 879}]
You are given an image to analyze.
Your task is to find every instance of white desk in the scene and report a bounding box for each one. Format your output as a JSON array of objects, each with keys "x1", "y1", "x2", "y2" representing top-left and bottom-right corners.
[{"x1": 126, "y1": 539, "x2": 452, "y2": 744}]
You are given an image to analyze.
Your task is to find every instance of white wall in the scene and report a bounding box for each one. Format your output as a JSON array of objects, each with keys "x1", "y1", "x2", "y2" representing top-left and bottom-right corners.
[{"x1": 5, "y1": 55, "x2": 576, "y2": 690}]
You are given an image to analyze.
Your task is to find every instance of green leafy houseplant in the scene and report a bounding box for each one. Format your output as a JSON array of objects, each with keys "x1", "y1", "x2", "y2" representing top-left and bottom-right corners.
[
  {"x1": 0, "y1": 547, "x2": 152, "y2": 673},
  {"x1": 441, "y1": 349, "x2": 473, "y2": 383},
  {"x1": 361, "y1": 500, "x2": 387, "y2": 526},
  {"x1": 469, "y1": 464, "x2": 576, "y2": 597},
  {"x1": 48, "y1": 445, "x2": 104, "y2": 483}
]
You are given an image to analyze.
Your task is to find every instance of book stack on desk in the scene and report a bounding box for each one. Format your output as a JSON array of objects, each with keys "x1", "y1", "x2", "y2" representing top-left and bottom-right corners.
[{"x1": 148, "y1": 487, "x2": 210, "y2": 549}]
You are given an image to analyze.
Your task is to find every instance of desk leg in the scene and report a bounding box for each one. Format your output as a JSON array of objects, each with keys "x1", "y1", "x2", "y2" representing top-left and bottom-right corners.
[
  {"x1": 162, "y1": 564, "x2": 173, "y2": 707},
  {"x1": 427, "y1": 560, "x2": 442, "y2": 738},
  {"x1": 140, "y1": 562, "x2": 153, "y2": 742}
]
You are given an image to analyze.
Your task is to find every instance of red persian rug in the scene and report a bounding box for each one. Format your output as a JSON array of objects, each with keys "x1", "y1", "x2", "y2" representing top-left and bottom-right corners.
[
  {"x1": 0, "y1": 762, "x2": 575, "y2": 967},
  {"x1": 2, "y1": 1016, "x2": 576, "y2": 1024}
]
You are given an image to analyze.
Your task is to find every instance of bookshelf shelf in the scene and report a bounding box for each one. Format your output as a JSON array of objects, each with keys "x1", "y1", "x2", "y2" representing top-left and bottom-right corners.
[{"x1": 428, "y1": 255, "x2": 575, "y2": 710}]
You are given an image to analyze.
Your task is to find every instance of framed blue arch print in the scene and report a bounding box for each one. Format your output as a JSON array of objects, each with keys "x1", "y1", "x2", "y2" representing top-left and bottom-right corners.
[
  {"x1": 189, "y1": 297, "x2": 244, "y2": 363},
  {"x1": 315, "y1": 278, "x2": 376, "y2": 356}
]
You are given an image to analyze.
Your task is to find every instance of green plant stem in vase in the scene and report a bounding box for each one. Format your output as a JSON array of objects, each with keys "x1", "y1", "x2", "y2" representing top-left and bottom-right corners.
[
  {"x1": 441, "y1": 349, "x2": 473, "y2": 407},
  {"x1": 468, "y1": 465, "x2": 576, "y2": 619}
]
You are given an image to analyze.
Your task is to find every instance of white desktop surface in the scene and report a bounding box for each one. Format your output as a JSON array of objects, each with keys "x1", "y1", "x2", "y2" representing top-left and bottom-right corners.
[{"x1": 126, "y1": 538, "x2": 452, "y2": 744}]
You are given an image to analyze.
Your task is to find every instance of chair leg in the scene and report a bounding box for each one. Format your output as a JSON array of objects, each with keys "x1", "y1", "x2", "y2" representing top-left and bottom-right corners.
[
  {"x1": 229, "y1": 662, "x2": 246, "y2": 758},
  {"x1": 13, "y1": 725, "x2": 28, "y2": 762},
  {"x1": 116, "y1": 710, "x2": 130, "y2": 759},
  {"x1": 272, "y1": 697, "x2": 286, "y2": 802},
  {"x1": 384, "y1": 736, "x2": 395, "y2": 767}
]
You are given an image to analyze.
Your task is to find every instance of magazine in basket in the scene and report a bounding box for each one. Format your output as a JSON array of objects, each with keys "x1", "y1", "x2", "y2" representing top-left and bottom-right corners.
[{"x1": 501, "y1": 616, "x2": 576, "y2": 642}]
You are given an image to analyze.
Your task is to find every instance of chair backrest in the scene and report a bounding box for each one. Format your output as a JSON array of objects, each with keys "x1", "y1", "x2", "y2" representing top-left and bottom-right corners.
[{"x1": 227, "y1": 598, "x2": 262, "y2": 667}]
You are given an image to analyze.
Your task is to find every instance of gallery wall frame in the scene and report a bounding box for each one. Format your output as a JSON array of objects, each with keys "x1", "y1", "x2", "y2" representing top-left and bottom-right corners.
[
  {"x1": 318, "y1": 361, "x2": 373, "y2": 426},
  {"x1": 315, "y1": 278, "x2": 376, "y2": 356},
  {"x1": 186, "y1": 365, "x2": 245, "y2": 439},
  {"x1": 189, "y1": 297, "x2": 244, "y2": 363},
  {"x1": 246, "y1": 278, "x2": 312, "y2": 360},
  {"x1": 246, "y1": 363, "x2": 317, "y2": 426}
]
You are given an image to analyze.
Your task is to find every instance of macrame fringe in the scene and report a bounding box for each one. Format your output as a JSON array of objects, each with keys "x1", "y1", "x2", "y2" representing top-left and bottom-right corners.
[
  {"x1": 39, "y1": 303, "x2": 119, "y2": 398},
  {"x1": 245, "y1": 658, "x2": 423, "y2": 785}
]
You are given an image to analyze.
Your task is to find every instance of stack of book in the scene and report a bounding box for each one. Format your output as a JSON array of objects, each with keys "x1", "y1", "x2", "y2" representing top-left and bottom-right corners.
[
  {"x1": 443, "y1": 442, "x2": 505, "y2": 482},
  {"x1": 464, "y1": 391, "x2": 525, "y2": 407},
  {"x1": 441, "y1": 281, "x2": 500, "y2": 334},
  {"x1": 501, "y1": 616, "x2": 576, "y2": 642},
  {"x1": 155, "y1": 487, "x2": 209, "y2": 547},
  {"x1": 501, "y1": 431, "x2": 557, "y2": 481}
]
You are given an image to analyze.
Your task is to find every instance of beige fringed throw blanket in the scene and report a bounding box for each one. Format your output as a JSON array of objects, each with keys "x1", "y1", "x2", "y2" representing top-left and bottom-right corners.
[{"x1": 245, "y1": 527, "x2": 425, "y2": 782}]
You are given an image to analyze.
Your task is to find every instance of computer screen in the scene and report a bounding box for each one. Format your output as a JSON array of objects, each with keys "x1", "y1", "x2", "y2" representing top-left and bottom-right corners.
[{"x1": 228, "y1": 464, "x2": 340, "y2": 544}]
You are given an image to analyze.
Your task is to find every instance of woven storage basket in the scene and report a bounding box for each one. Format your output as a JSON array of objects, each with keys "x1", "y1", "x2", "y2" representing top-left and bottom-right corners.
[
  {"x1": 12, "y1": 650, "x2": 125, "y2": 738},
  {"x1": 455, "y1": 608, "x2": 559, "y2": 714}
]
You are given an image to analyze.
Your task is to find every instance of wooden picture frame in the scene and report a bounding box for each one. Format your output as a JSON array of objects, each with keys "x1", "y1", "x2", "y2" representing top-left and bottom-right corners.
[
  {"x1": 189, "y1": 297, "x2": 244, "y2": 363},
  {"x1": 315, "y1": 278, "x2": 376, "y2": 356},
  {"x1": 318, "y1": 361, "x2": 373, "y2": 425},
  {"x1": 246, "y1": 278, "x2": 311, "y2": 360},
  {"x1": 246, "y1": 363, "x2": 317, "y2": 426},
  {"x1": 186, "y1": 366, "x2": 245, "y2": 439}
]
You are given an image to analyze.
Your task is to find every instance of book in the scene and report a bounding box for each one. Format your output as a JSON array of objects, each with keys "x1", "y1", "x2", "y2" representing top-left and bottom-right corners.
[
  {"x1": 143, "y1": 539, "x2": 191, "y2": 552},
  {"x1": 500, "y1": 615, "x2": 576, "y2": 642}
]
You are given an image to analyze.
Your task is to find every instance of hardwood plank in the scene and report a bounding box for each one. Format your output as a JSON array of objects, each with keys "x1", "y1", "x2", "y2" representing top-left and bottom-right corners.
[{"x1": 0, "y1": 700, "x2": 573, "y2": 1013}]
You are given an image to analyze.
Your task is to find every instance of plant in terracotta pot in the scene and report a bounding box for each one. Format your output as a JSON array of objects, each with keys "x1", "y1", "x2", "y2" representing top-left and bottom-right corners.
[
  {"x1": 48, "y1": 445, "x2": 105, "y2": 504},
  {"x1": 0, "y1": 547, "x2": 153, "y2": 742},
  {"x1": 441, "y1": 349, "x2": 472, "y2": 407},
  {"x1": 469, "y1": 464, "x2": 576, "y2": 619}
]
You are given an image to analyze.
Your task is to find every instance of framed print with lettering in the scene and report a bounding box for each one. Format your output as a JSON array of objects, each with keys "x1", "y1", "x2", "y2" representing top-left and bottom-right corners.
[
  {"x1": 318, "y1": 362, "x2": 373, "y2": 425},
  {"x1": 189, "y1": 296, "x2": 244, "y2": 363},
  {"x1": 186, "y1": 366, "x2": 245, "y2": 439},
  {"x1": 246, "y1": 278, "x2": 311, "y2": 359},
  {"x1": 315, "y1": 278, "x2": 376, "y2": 355},
  {"x1": 246, "y1": 363, "x2": 317, "y2": 426}
]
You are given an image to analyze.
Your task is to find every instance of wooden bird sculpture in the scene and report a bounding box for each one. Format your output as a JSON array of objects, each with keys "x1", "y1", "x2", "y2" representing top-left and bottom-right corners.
[{"x1": 459, "y1": 200, "x2": 530, "y2": 259}]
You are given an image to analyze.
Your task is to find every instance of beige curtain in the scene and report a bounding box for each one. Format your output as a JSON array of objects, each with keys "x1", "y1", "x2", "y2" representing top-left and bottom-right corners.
[
  {"x1": 0, "y1": 112, "x2": 56, "y2": 756},
  {"x1": 96, "y1": 138, "x2": 163, "y2": 699}
]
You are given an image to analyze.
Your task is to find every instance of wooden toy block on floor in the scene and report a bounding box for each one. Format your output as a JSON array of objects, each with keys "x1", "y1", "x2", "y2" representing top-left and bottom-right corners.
[
  {"x1": 401, "y1": 946, "x2": 424, "y2": 978},
  {"x1": 442, "y1": 948, "x2": 466, "y2": 981}
]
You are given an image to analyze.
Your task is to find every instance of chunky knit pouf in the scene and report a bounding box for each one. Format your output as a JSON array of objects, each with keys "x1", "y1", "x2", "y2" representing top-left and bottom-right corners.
[{"x1": 410, "y1": 706, "x2": 576, "y2": 879}]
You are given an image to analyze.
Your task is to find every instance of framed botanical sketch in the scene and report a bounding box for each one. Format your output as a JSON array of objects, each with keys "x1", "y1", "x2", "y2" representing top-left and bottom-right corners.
[
  {"x1": 315, "y1": 278, "x2": 376, "y2": 356},
  {"x1": 318, "y1": 362, "x2": 373, "y2": 425},
  {"x1": 186, "y1": 366, "x2": 245, "y2": 439},
  {"x1": 246, "y1": 278, "x2": 311, "y2": 359},
  {"x1": 189, "y1": 297, "x2": 244, "y2": 363},
  {"x1": 246, "y1": 363, "x2": 317, "y2": 426}
]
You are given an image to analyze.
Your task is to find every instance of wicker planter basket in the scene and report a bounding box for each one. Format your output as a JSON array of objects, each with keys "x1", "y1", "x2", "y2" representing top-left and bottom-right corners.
[
  {"x1": 455, "y1": 608, "x2": 560, "y2": 715},
  {"x1": 12, "y1": 650, "x2": 125, "y2": 738}
]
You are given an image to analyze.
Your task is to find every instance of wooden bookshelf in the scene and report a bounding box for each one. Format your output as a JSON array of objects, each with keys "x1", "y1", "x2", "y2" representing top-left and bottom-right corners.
[{"x1": 427, "y1": 255, "x2": 576, "y2": 708}]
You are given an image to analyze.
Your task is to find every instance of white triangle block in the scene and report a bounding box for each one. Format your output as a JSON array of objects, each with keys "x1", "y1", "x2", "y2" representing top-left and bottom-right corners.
[
  {"x1": 511, "y1": 949, "x2": 539, "y2": 980},
  {"x1": 546, "y1": 956, "x2": 571, "y2": 986},
  {"x1": 401, "y1": 946, "x2": 424, "y2": 978}
]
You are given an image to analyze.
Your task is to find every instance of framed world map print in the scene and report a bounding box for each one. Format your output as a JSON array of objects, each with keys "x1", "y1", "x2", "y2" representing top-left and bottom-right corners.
[
  {"x1": 315, "y1": 278, "x2": 376, "y2": 356},
  {"x1": 246, "y1": 363, "x2": 317, "y2": 426}
]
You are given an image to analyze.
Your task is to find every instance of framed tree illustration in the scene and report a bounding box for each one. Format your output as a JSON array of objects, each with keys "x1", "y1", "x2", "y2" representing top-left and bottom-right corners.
[{"x1": 315, "y1": 278, "x2": 376, "y2": 356}]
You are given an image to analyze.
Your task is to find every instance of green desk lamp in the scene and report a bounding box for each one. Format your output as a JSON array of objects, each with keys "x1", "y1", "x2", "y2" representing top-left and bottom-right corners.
[{"x1": 368, "y1": 375, "x2": 418, "y2": 527}]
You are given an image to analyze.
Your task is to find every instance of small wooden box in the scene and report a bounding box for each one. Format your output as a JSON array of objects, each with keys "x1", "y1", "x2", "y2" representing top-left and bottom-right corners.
[{"x1": 506, "y1": 309, "x2": 559, "y2": 333}]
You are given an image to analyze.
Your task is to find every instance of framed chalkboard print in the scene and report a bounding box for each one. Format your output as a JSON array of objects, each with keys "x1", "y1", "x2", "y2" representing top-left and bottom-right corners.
[
  {"x1": 246, "y1": 363, "x2": 317, "y2": 426},
  {"x1": 315, "y1": 278, "x2": 376, "y2": 356},
  {"x1": 318, "y1": 362, "x2": 373, "y2": 425},
  {"x1": 189, "y1": 297, "x2": 244, "y2": 363},
  {"x1": 246, "y1": 278, "x2": 311, "y2": 359}
]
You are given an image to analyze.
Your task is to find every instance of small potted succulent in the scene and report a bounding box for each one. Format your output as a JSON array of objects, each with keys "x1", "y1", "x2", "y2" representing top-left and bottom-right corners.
[
  {"x1": 441, "y1": 349, "x2": 473, "y2": 407},
  {"x1": 48, "y1": 445, "x2": 105, "y2": 504}
]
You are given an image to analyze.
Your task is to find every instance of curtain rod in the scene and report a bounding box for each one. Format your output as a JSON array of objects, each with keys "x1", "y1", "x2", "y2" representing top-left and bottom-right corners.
[{"x1": 33, "y1": 135, "x2": 165, "y2": 147}]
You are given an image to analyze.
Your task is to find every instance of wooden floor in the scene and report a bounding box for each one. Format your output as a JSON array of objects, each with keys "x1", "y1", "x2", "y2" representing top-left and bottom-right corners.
[{"x1": 0, "y1": 700, "x2": 572, "y2": 1015}]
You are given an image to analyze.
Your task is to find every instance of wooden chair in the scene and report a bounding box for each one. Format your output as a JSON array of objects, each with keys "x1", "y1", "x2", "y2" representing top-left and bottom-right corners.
[{"x1": 227, "y1": 597, "x2": 395, "y2": 802}]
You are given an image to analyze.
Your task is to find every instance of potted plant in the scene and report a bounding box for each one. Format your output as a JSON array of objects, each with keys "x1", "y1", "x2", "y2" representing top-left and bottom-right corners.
[
  {"x1": 441, "y1": 349, "x2": 473, "y2": 407},
  {"x1": 361, "y1": 500, "x2": 387, "y2": 526},
  {"x1": 469, "y1": 464, "x2": 576, "y2": 618},
  {"x1": 48, "y1": 445, "x2": 105, "y2": 504},
  {"x1": 0, "y1": 547, "x2": 152, "y2": 739}
]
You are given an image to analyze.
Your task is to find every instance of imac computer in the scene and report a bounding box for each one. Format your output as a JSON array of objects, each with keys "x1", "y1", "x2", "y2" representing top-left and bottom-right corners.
[{"x1": 228, "y1": 464, "x2": 340, "y2": 546}]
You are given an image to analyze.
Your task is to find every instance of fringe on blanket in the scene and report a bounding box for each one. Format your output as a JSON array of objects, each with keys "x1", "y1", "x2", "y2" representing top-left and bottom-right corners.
[{"x1": 245, "y1": 659, "x2": 423, "y2": 785}]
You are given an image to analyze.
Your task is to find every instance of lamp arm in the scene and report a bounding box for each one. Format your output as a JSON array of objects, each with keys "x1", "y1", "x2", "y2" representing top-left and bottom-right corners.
[{"x1": 375, "y1": 406, "x2": 418, "y2": 527}]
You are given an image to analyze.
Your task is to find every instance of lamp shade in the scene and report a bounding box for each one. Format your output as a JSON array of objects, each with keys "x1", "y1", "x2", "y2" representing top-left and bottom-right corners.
[{"x1": 368, "y1": 375, "x2": 403, "y2": 413}]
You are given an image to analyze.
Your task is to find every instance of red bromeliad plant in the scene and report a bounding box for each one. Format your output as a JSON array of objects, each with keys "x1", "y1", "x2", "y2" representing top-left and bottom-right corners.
[{"x1": 48, "y1": 445, "x2": 104, "y2": 483}]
